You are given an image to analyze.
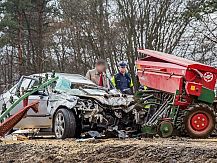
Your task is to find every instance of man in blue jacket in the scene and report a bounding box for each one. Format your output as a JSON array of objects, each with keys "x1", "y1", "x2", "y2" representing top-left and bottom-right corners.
[{"x1": 111, "y1": 61, "x2": 134, "y2": 94}]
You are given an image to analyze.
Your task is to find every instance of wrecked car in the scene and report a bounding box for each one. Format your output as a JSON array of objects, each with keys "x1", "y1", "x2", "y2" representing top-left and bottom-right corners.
[{"x1": 0, "y1": 73, "x2": 146, "y2": 139}]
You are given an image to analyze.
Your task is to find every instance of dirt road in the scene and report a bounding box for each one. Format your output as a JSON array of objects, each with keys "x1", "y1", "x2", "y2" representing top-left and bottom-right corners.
[{"x1": 1, "y1": 137, "x2": 217, "y2": 163}]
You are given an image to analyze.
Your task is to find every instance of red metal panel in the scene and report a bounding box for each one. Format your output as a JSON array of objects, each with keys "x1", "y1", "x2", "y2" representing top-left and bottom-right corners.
[
  {"x1": 137, "y1": 49, "x2": 199, "y2": 67},
  {"x1": 137, "y1": 49, "x2": 217, "y2": 74},
  {"x1": 185, "y1": 69, "x2": 217, "y2": 90},
  {"x1": 136, "y1": 60, "x2": 187, "y2": 76},
  {"x1": 188, "y1": 64, "x2": 217, "y2": 74},
  {"x1": 137, "y1": 70, "x2": 183, "y2": 94},
  {"x1": 137, "y1": 49, "x2": 217, "y2": 91},
  {"x1": 185, "y1": 82, "x2": 202, "y2": 96},
  {"x1": 0, "y1": 101, "x2": 39, "y2": 137},
  {"x1": 136, "y1": 49, "x2": 217, "y2": 109}
]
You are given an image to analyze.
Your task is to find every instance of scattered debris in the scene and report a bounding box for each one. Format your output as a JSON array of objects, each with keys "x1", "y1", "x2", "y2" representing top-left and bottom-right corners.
[
  {"x1": 86, "y1": 131, "x2": 102, "y2": 138},
  {"x1": 16, "y1": 135, "x2": 29, "y2": 141},
  {"x1": 76, "y1": 138, "x2": 95, "y2": 142},
  {"x1": 0, "y1": 134, "x2": 29, "y2": 141},
  {"x1": 116, "y1": 130, "x2": 128, "y2": 139},
  {"x1": 12, "y1": 129, "x2": 39, "y2": 136}
]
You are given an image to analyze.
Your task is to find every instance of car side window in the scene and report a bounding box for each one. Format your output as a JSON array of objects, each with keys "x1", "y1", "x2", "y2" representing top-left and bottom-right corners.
[
  {"x1": 20, "y1": 78, "x2": 35, "y2": 90},
  {"x1": 9, "y1": 85, "x2": 17, "y2": 94},
  {"x1": 13, "y1": 78, "x2": 37, "y2": 96}
]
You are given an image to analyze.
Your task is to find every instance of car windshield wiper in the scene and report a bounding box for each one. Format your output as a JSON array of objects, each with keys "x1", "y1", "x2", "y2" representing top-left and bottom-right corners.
[
  {"x1": 78, "y1": 87, "x2": 108, "y2": 96},
  {"x1": 82, "y1": 84, "x2": 109, "y2": 92},
  {"x1": 78, "y1": 87, "x2": 91, "y2": 95}
]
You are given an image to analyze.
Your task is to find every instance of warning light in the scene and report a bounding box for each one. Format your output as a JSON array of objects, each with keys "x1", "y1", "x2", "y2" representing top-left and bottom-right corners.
[
  {"x1": 137, "y1": 64, "x2": 141, "y2": 70},
  {"x1": 191, "y1": 85, "x2": 196, "y2": 91}
]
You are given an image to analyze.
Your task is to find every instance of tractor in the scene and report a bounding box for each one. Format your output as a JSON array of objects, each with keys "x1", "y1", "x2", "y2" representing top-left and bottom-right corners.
[{"x1": 135, "y1": 49, "x2": 217, "y2": 138}]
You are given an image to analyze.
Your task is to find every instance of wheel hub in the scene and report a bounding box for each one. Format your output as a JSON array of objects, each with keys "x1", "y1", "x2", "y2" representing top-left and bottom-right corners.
[
  {"x1": 55, "y1": 112, "x2": 65, "y2": 138},
  {"x1": 190, "y1": 113, "x2": 209, "y2": 131},
  {"x1": 158, "y1": 120, "x2": 173, "y2": 138}
]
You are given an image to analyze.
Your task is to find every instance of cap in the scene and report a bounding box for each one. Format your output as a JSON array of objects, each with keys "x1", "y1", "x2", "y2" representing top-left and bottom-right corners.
[{"x1": 118, "y1": 61, "x2": 128, "y2": 67}]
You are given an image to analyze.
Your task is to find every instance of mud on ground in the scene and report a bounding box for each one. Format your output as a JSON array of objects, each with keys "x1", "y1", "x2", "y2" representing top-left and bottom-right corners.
[{"x1": 1, "y1": 138, "x2": 217, "y2": 163}]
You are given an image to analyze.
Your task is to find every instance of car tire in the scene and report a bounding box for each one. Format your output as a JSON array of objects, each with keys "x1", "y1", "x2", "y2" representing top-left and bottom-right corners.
[{"x1": 54, "y1": 108, "x2": 76, "y2": 139}]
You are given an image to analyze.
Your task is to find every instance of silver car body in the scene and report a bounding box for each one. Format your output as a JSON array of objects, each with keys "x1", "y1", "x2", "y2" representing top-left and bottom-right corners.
[{"x1": 0, "y1": 73, "x2": 135, "y2": 130}]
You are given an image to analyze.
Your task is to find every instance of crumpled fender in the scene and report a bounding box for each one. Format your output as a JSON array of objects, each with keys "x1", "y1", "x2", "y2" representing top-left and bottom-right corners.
[{"x1": 47, "y1": 93, "x2": 79, "y2": 116}]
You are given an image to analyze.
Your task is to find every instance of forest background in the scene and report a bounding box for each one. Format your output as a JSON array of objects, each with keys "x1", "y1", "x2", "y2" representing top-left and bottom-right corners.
[{"x1": 0, "y1": 0, "x2": 216, "y2": 91}]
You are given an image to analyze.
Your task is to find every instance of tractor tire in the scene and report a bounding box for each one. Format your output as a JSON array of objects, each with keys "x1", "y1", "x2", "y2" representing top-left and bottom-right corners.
[
  {"x1": 54, "y1": 108, "x2": 76, "y2": 139},
  {"x1": 175, "y1": 109, "x2": 188, "y2": 137},
  {"x1": 183, "y1": 104, "x2": 215, "y2": 139}
]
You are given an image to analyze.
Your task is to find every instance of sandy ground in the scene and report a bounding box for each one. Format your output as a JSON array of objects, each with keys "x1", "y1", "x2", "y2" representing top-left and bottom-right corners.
[{"x1": 1, "y1": 137, "x2": 217, "y2": 163}]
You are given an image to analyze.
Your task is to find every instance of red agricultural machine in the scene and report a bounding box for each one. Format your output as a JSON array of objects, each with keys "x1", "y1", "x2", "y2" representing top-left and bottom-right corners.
[{"x1": 136, "y1": 49, "x2": 217, "y2": 138}]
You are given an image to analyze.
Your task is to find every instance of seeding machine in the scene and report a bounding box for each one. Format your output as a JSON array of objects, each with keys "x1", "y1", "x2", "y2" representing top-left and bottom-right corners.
[{"x1": 136, "y1": 49, "x2": 217, "y2": 138}]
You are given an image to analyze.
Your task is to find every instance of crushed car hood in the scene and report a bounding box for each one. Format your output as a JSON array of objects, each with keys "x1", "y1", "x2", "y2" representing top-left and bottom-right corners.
[
  {"x1": 62, "y1": 91, "x2": 135, "y2": 107},
  {"x1": 82, "y1": 94, "x2": 134, "y2": 107}
]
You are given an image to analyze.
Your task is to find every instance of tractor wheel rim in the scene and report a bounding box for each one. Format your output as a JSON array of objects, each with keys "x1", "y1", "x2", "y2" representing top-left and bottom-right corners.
[
  {"x1": 55, "y1": 112, "x2": 65, "y2": 138},
  {"x1": 190, "y1": 113, "x2": 209, "y2": 131}
]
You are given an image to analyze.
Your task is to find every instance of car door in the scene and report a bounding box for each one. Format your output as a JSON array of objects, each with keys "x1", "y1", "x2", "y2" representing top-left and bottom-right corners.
[
  {"x1": 23, "y1": 90, "x2": 52, "y2": 128},
  {"x1": 8, "y1": 77, "x2": 52, "y2": 129}
]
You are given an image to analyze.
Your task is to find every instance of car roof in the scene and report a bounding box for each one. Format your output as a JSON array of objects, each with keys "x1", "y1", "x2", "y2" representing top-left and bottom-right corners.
[{"x1": 31, "y1": 73, "x2": 97, "y2": 86}]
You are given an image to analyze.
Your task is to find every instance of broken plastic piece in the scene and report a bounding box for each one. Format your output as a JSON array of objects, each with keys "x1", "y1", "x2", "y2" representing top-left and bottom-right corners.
[
  {"x1": 0, "y1": 101, "x2": 39, "y2": 137},
  {"x1": 86, "y1": 131, "x2": 102, "y2": 138}
]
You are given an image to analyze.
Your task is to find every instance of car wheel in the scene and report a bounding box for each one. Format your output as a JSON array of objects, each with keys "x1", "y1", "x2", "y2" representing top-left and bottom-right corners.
[{"x1": 54, "y1": 108, "x2": 76, "y2": 139}]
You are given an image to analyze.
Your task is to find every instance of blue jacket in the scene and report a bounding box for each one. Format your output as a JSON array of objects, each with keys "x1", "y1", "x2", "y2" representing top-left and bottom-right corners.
[{"x1": 111, "y1": 72, "x2": 133, "y2": 92}]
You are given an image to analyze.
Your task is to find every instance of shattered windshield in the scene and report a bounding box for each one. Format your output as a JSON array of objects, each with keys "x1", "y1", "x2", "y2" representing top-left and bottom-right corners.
[
  {"x1": 55, "y1": 77, "x2": 107, "y2": 96},
  {"x1": 55, "y1": 77, "x2": 71, "y2": 90}
]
